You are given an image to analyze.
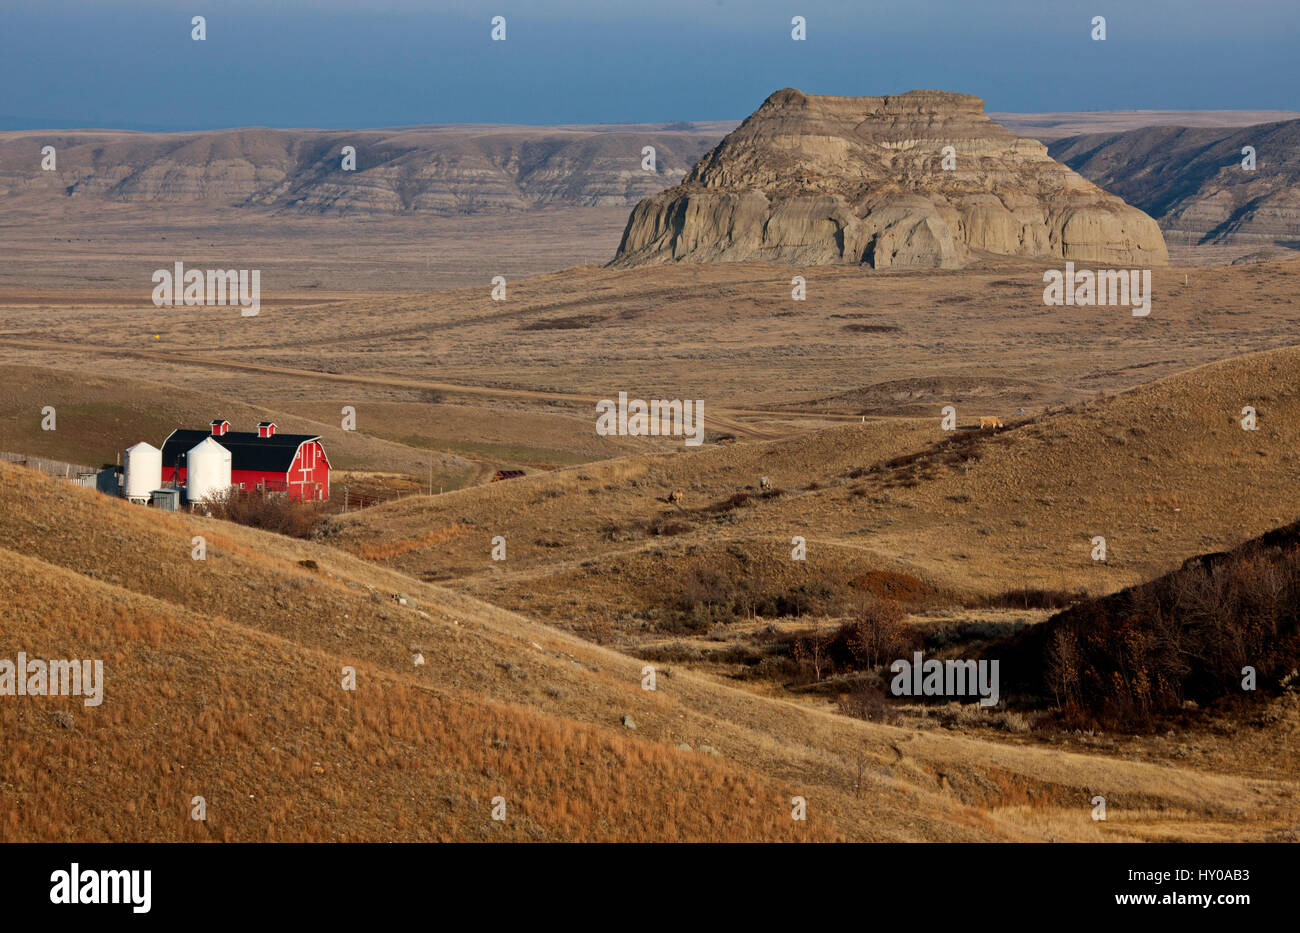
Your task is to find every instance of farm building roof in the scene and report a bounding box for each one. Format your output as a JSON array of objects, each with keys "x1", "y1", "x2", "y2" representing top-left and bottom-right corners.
[{"x1": 160, "y1": 429, "x2": 322, "y2": 473}]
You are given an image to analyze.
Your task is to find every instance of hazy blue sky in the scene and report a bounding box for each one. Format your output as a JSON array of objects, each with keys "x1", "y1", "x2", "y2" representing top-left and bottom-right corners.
[{"x1": 2, "y1": 0, "x2": 1297, "y2": 129}]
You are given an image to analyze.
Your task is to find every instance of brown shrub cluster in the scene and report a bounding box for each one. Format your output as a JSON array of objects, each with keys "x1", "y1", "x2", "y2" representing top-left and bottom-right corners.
[
  {"x1": 199, "y1": 491, "x2": 324, "y2": 539},
  {"x1": 971, "y1": 587, "x2": 1086, "y2": 610},
  {"x1": 992, "y1": 520, "x2": 1300, "y2": 730},
  {"x1": 666, "y1": 562, "x2": 935, "y2": 634},
  {"x1": 790, "y1": 601, "x2": 920, "y2": 684},
  {"x1": 672, "y1": 568, "x2": 834, "y2": 630}
]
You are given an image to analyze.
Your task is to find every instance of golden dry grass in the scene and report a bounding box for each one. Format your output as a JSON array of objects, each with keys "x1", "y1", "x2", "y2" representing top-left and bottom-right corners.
[
  {"x1": 1, "y1": 461, "x2": 1297, "y2": 841},
  {"x1": 328, "y1": 344, "x2": 1300, "y2": 630},
  {"x1": 4, "y1": 249, "x2": 1300, "y2": 843}
]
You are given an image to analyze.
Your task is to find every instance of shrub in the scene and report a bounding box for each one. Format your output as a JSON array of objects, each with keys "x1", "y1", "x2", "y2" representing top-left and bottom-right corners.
[
  {"x1": 845, "y1": 600, "x2": 919, "y2": 670},
  {"x1": 972, "y1": 587, "x2": 1086, "y2": 610},
  {"x1": 200, "y1": 491, "x2": 323, "y2": 539},
  {"x1": 787, "y1": 601, "x2": 918, "y2": 684},
  {"x1": 838, "y1": 684, "x2": 900, "y2": 723},
  {"x1": 647, "y1": 519, "x2": 693, "y2": 537},
  {"x1": 989, "y1": 521, "x2": 1300, "y2": 730}
]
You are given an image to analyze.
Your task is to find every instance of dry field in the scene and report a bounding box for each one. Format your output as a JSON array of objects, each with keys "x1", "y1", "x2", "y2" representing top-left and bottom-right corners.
[
  {"x1": 2, "y1": 462, "x2": 1296, "y2": 841},
  {"x1": 3, "y1": 184, "x2": 1300, "y2": 840},
  {"x1": 323, "y1": 343, "x2": 1300, "y2": 636},
  {"x1": 0, "y1": 204, "x2": 636, "y2": 295}
]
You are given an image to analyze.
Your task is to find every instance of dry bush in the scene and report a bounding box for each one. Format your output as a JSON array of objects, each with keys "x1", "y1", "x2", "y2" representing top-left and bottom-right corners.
[
  {"x1": 991, "y1": 520, "x2": 1300, "y2": 731},
  {"x1": 670, "y1": 567, "x2": 833, "y2": 631},
  {"x1": 847, "y1": 570, "x2": 932, "y2": 604},
  {"x1": 846, "y1": 600, "x2": 918, "y2": 670},
  {"x1": 200, "y1": 490, "x2": 323, "y2": 539},
  {"x1": 644, "y1": 518, "x2": 693, "y2": 537},
  {"x1": 838, "y1": 684, "x2": 900, "y2": 723},
  {"x1": 972, "y1": 587, "x2": 1085, "y2": 610},
  {"x1": 787, "y1": 600, "x2": 919, "y2": 684}
]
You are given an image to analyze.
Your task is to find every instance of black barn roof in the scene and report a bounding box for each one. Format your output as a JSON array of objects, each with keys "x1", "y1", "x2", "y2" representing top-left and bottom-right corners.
[{"x1": 161, "y1": 429, "x2": 322, "y2": 473}]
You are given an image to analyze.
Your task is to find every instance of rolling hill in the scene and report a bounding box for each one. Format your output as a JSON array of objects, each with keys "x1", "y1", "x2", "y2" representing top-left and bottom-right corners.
[
  {"x1": 325, "y1": 343, "x2": 1300, "y2": 638},
  {"x1": 3, "y1": 455, "x2": 1295, "y2": 841}
]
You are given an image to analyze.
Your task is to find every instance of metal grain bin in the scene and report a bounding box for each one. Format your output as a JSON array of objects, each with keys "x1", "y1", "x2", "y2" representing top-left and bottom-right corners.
[
  {"x1": 185, "y1": 436, "x2": 232, "y2": 503},
  {"x1": 123, "y1": 441, "x2": 163, "y2": 502}
]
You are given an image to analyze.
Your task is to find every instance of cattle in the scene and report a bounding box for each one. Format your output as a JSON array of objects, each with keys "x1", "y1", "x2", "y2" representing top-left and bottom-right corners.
[
  {"x1": 979, "y1": 417, "x2": 1003, "y2": 430},
  {"x1": 667, "y1": 489, "x2": 684, "y2": 503},
  {"x1": 759, "y1": 476, "x2": 771, "y2": 490}
]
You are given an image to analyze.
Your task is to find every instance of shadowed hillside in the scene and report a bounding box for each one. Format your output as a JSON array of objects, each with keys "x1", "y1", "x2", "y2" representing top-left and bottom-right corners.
[
  {"x1": 1050, "y1": 119, "x2": 1300, "y2": 252},
  {"x1": 0, "y1": 124, "x2": 727, "y2": 214},
  {"x1": 991, "y1": 518, "x2": 1300, "y2": 729}
]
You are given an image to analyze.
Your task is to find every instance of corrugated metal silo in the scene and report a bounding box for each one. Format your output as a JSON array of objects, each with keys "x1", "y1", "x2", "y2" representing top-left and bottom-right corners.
[
  {"x1": 123, "y1": 442, "x2": 162, "y2": 502},
  {"x1": 186, "y1": 436, "x2": 232, "y2": 503}
]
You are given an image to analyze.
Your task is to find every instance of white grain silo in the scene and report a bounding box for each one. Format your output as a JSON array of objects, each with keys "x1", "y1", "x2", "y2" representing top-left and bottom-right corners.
[
  {"x1": 185, "y1": 436, "x2": 232, "y2": 504},
  {"x1": 122, "y1": 441, "x2": 162, "y2": 503}
]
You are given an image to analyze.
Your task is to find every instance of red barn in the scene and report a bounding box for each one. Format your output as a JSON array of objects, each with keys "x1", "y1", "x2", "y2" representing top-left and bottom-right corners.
[{"x1": 160, "y1": 419, "x2": 331, "y2": 501}]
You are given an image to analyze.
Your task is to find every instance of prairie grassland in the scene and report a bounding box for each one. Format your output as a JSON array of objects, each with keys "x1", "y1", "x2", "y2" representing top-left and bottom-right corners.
[
  {"x1": 1, "y1": 462, "x2": 1297, "y2": 841},
  {"x1": 328, "y1": 344, "x2": 1300, "y2": 630},
  {"x1": 1, "y1": 551, "x2": 827, "y2": 842},
  {"x1": 3, "y1": 242, "x2": 1300, "y2": 842},
  {"x1": 3, "y1": 257, "x2": 1299, "y2": 456}
]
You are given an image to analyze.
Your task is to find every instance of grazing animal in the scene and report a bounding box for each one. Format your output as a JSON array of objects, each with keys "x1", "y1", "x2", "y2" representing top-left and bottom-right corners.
[
  {"x1": 667, "y1": 489, "x2": 684, "y2": 503},
  {"x1": 979, "y1": 416, "x2": 1003, "y2": 430},
  {"x1": 759, "y1": 476, "x2": 771, "y2": 490}
]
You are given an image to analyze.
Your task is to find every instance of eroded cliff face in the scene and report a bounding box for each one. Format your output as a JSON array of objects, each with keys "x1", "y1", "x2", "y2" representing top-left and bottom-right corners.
[
  {"x1": 611, "y1": 88, "x2": 1168, "y2": 270},
  {"x1": 0, "y1": 125, "x2": 726, "y2": 213},
  {"x1": 1049, "y1": 119, "x2": 1300, "y2": 251}
]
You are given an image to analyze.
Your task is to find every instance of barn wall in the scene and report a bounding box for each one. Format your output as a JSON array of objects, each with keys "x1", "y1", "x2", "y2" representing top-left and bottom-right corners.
[
  {"x1": 285, "y1": 441, "x2": 329, "y2": 501},
  {"x1": 159, "y1": 439, "x2": 330, "y2": 501}
]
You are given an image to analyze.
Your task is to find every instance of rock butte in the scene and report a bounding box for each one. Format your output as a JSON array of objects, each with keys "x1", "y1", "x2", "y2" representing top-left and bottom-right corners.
[{"x1": 611, "y1": 88, "x2": 1169, "y2": 270}]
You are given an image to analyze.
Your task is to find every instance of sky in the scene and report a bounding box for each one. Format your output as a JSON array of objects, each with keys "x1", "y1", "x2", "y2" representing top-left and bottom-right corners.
[{"x1": 1, "y1": 0, "x2": 1298, "y2": 130}]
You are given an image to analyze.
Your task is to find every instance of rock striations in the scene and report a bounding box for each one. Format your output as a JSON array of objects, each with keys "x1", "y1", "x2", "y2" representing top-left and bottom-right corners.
[
  {"x1": 0, "y1": 124, "x2": 727, "y2": 214},
  {"x1": 1049, "y1": 118, "x2": 1300, "y2": 251},
  {"x1": 611, "y1": 88, "x2": 1168, "y2": 270}
]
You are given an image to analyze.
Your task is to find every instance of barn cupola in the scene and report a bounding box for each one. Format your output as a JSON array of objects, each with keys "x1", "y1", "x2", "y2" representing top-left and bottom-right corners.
[
  {"x1": 257, "y1": 421, "x2": 277, "y2": 438},
  {"x1": 210, "y1": 419, "x2": 230, "y2": 437}
]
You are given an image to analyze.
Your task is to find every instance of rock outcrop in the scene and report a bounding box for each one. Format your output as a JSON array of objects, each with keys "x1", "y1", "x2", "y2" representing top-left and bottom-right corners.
[
  {"x1": 1049, "y1": 119, "x2": 1300, "y2": 250},
  {"x1": 0, "y1": 124, "x2": 728, "y2": 214},
  {"x1": 611, "y1": 88, "x2": 1168, "y2": 270}
]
